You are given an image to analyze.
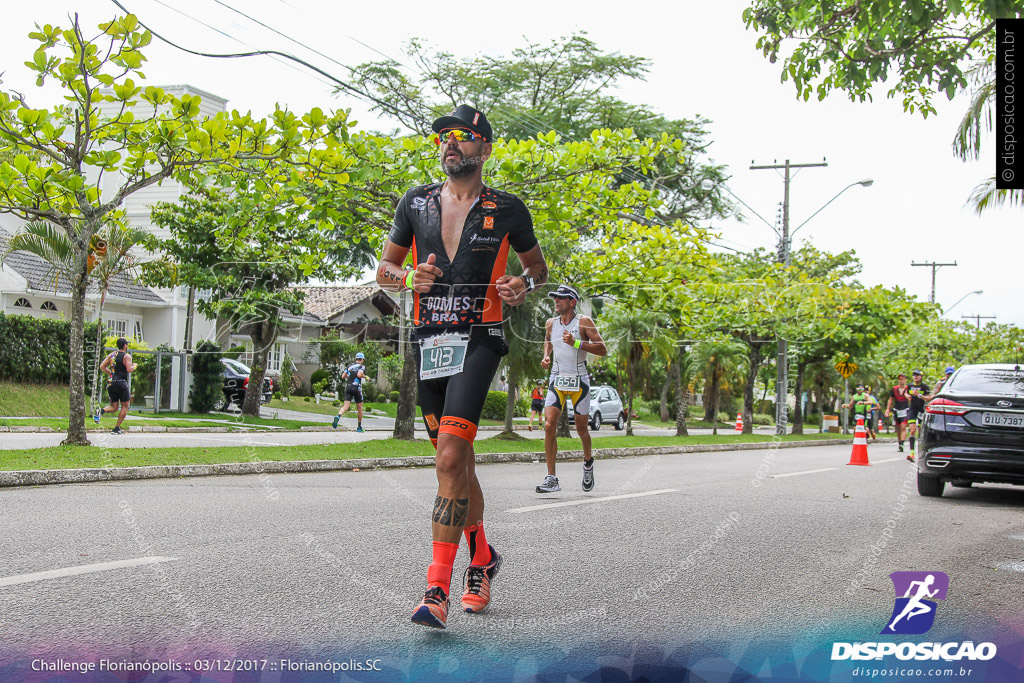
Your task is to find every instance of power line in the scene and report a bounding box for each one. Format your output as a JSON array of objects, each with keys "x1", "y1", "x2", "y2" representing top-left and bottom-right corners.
[{"x1": 910, "y1": 260, "x2": 958, "y2": 304}]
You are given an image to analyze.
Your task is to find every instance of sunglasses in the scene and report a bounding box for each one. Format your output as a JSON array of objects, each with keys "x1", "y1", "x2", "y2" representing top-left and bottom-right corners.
[{"x1": 433, "y1": 128, "x2": 485, "y2": 145}]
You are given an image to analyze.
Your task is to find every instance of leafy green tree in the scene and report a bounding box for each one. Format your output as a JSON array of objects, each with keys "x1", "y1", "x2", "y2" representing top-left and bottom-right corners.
[
  {"x1": 148, "y1": 153, "x2": 375, "y2": 415},
  {"x1": 744, "y1": 0, "x2": 1024, "y2": 212},
  {"x1": 0, "y1": 14, "x2": 315, "y2": 444},
  {"x1": 692, "y1": 337, "x2": 749, "y2": 434}
]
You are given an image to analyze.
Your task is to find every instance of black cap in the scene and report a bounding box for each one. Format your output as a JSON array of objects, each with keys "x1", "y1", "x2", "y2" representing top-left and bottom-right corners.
[
  {"x1": 547, "y1": 284, "x2": 580, "y2": 301},
  {"x1": 432, "y1": 104, "x2": 492, "y2": 141},
  {"x1": 912, "y1": 369, "x2": 922, "y2": 376}
]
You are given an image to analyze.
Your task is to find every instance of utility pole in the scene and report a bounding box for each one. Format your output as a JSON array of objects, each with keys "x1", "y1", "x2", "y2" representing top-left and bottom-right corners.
[
  {"x1": 962, "y1": 314, "x2": 996, "y2": 330},
  {"x1": 751, "y1": 158, "x2": 828, "y2": 436},
  {"x1": 911, "y1": 261, "x2": 958, "y2": 303}
]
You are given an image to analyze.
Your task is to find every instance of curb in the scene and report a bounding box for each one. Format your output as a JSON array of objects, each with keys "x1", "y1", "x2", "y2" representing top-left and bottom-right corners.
[{"x1": 0, "y1": 438, "x2": 856, "y2": 488}]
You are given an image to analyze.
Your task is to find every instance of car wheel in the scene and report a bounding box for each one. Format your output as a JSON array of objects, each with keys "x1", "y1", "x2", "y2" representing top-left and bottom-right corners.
[
  {"x1": 917, "y1": 472, "x2": 945, "y2": 497},
  {"x1": 590, "y1": 411, "x2": 601, "y2": 431},
  {"x1": 615, "y1": 412, "x2": 625, "y2": 430}
]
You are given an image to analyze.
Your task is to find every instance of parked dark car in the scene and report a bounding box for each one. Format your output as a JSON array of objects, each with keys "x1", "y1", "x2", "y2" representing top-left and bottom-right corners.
[
  {"x1": 917, "y1": 363, "x2": 1024, "y2": 497},
  {"x1": 217, "y1": 358, "x2": 273, "y2": 409}
]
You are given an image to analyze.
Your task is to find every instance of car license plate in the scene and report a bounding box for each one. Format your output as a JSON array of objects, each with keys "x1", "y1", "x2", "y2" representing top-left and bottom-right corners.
[
  {"x1": 419, "y1": 334, "x2": 469, "y2": 380},
  {"x1": 981, "y1": 412, "x2": 1024, "y2": 428}
]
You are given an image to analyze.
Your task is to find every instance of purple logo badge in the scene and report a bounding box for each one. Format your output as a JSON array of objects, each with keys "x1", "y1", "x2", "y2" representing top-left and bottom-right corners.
[{"x1": 881, "y1": 571, "x2": 949, "y2": 635}]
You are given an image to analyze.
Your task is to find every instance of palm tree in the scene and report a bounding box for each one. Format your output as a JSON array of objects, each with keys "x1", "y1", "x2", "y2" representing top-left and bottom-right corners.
[
  {"x1": 2, "y1": 220, "x2": 150, "y2": 420},
  {"x1": 954, "y1": 59, "x2": 1024, "y2": 214},
  {"x1": 600, "y1": 303, "x2": 665, "y2": 436},
  {"x1": 692, "y1": 338, "x2": 749, "y2": 435}
]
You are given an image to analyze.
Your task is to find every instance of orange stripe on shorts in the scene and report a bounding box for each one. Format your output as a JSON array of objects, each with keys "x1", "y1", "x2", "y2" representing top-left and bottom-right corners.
[{"x1": 439, "y1": 416, "x2": 478, "y2": 443}]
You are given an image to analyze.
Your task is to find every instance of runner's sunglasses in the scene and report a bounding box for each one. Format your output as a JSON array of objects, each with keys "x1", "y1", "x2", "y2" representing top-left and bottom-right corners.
[{"x1": 433, "y1": 128, "x2": 486, "y2": 145}]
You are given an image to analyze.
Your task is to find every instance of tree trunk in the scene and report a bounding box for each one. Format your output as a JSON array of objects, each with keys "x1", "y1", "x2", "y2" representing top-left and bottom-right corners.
[
  {"x1": 393, "y1": 330, "x2": 418, "y2": 440},
  {"x1": 704, "y1": 378, "x2": 715, "y2": 423},
  {"x1": 242, "y1": 320, "x2": 273, "y2": 417},
  {"x1": 659, "y1": 369, "x2": 671, "y2": 423},
  {"x1": 63, "y1": 257, "x2": 91, "y2": 446},
  {"x1": 557, "y1": 405, "x2": 571, "y2": 438},
  {"x1": 89, "y1": 290, "x2": 110, "y2": 419},
  {"x1": 626, "y1": 354, "x2": 637, "y2": 436},
  {"x1": 791, "y1": 360, "x2": 808, "y2": 435},
  {"x1": 743, "y1": 343, "x2": 763, "y2": 435},
  {"x1": 674, "y1": 344, "x2": 688, "y2": 437},
  {"x1": 501, "y1": 365, "x2": 520, "y2": 435},
  {"x1": 709, "y1": 369, "x2": 720, "y2": 435}
]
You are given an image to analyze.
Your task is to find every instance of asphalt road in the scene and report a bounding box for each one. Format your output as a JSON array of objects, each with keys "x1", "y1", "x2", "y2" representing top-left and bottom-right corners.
[{"x1": 2, "y1": 443, "x2": 1023, "y2": 680}]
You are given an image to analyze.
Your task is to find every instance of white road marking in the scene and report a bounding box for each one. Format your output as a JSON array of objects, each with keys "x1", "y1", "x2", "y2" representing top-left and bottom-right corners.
[
  {"x1": 771, "y1": 467, "x2": 837, "y2": 478},
  {"x1": 1008, "y1": 534, "x2": 1024, "y2": 542},
  {"x1": 0, "y1": 556, "x2": 177, "y2": 587},
  {"x1": 994, "y1": 561, "x2": 1024, "y2": 573},
  {"x1": 506, "y1": 489, "x2": 679, "y2": 514}
]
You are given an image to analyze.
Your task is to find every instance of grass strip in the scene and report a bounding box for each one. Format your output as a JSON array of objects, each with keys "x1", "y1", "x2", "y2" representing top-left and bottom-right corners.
[{"x1": 0, "y1": 432, "x2": 853, "y2": 471}]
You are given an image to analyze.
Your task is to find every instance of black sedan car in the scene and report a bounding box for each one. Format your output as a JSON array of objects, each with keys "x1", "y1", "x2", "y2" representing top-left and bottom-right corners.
[
  {"x1": 917, "y1": 363, "x2": 1024, "y2": 497},
  {"x1": 217, "y1": 358, "x2": 273, "y2": 409}
]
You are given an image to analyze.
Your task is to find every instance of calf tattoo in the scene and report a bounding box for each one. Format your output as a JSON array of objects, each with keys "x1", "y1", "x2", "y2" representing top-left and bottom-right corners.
[{"x1": 432, "y1": 496, "x2": 469, "y2": 527}]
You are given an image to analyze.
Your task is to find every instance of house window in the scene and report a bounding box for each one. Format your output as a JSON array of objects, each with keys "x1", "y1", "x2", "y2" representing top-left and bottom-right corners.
[
  {"x1": 105, "y1": 319, "x2": 128, "y2": 337},
  {"x1": 133, "y1": 320, "x2": 144, "y2": 342},
  {"x1": 268, "y1": 342, "x2": 284, "y2": 372},
  {"x1": 14, "y1": 298, "x2": 31, "y2": 308},
  {"x1": 40, "y1": 301, "x2": 58, "y2": 311}
]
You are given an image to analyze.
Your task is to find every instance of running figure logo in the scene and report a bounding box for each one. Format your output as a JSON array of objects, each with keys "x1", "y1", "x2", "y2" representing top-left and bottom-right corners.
[{"x1": 881, "y1": 571, "x2": 949, "y2": 635}]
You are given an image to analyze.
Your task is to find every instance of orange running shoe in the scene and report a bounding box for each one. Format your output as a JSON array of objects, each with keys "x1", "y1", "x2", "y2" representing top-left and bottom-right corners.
[
  {"x1": 461, "y1": 544, "x2": 503, "y2": 614},
  {"x1": 411, "y1": 586, "x2": 449, "y2": 629}
]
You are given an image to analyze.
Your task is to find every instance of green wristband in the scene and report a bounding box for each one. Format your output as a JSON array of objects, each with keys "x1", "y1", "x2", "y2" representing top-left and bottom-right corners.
[
  {"x1": 573, "y1": 339, "x2": 582, "y2": 349},
  {"x1": 404, "y1": 270, "x2": 415, "y2": 290}
]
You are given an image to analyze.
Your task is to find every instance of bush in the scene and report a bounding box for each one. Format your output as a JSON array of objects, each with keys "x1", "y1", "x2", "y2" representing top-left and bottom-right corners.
[
  {"x1": 332, "y1": 400, "x2": 341, "y2": 407},
  {"x1": 310, "y1": 368, "x2": 331, "y2": 388},
  {"x1": 313, "y1": 379, "x2": 329, "y2": 396},
  {"x1": 304, "y1": 396, "x2": 311, "y2": 402},
  {"x1": 190, "y1": 340, "x2": 223, "y2": 413},
  {"x1": 273, "y1": 391, "x2": 282, "y2": 400},
  {"x1": 389, "y1": 390, "x2": 400, "y2": 403},
  {"x1": 752, "y1": 413, "x2": 774, "y2": 426},
  {"x1": 482, "y1": 391, "x2": 508, "y2": 420},
  {"x1": 0, "y1": 312, "x2": 100, "y2": 385},
  {"x1": 222, "y1": 345, "x2": 246, "y2": 360},
  {"x1": 280, "y1": 352, "x2": 295, "y2": 399}
]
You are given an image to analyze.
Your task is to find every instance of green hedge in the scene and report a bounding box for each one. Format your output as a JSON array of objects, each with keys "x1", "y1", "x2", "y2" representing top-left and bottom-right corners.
[
  {"x1": 0, "y1": 312, "x2": 99, "y2": 385},
  {"x1": 190, "y1": 340, "x2": 223, "y2": 413},
  {"x1": 482, "y1": 390, "x2": 508, "y2": 420}
]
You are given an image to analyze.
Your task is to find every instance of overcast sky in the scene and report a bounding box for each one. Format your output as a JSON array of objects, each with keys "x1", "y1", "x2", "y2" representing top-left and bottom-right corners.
[{"x1": 3, "y1": 0, "x2": 1020, "y2": 332}]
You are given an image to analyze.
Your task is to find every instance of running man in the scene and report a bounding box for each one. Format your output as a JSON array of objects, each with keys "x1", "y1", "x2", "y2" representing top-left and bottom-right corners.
[
  {"x1": 933, "y1": 365, "x2": 955, "y2": 393},
  {"x1": 906, "y1": 370, "x2": 932, "y2": 462},
  {"x1": 844, "y1": 384, "x2": 871, "y2": 431},
  {"x1": 528, "y1": 380, "x2": 545, "y2": 431},
  {"x1": 887, "y1": 574, "x2": 940, "y2": 632},
  {"x1": 885, "y1": 373, "x2": 911, "y2": 454},
  {"x1": 375, "y1": 104, "x2": 548, "y2": 629},
  {"x1": 95, "y1": 337, "x2": 137, "y2": 435},
  {"x1": 536, "y1": 284, "x2": 608, "y2": 494},
  {"x1": 333, "y1": 352, "x2": 366, "y2": 432},
  {"x1": 863, "y1": 385, "x2": 879, "y2": 440}
]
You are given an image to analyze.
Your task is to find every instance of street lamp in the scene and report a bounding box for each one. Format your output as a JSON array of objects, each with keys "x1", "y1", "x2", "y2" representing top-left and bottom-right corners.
[
  {"x1": 784, "y1": 179, "x2": 874, "y2": 264},
  {"x1": 943, "y1": 290, "x2": 983, "y2": 315}
]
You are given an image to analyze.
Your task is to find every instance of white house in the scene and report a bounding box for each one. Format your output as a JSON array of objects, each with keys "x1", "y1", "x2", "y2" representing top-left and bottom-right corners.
[{"x1": 0, "y1": 85, "x2": 398, "y2": 394}]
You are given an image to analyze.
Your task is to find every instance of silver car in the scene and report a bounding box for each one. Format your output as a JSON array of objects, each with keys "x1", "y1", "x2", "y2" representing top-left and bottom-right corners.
[{"x1": 568, "y1": 384, "x2": 626, "y2": 430}]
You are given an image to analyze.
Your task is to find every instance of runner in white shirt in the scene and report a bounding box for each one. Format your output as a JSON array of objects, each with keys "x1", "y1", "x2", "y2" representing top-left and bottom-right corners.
[{"x1": 536, "y1": 284, "x2": 607, "y2": 493}]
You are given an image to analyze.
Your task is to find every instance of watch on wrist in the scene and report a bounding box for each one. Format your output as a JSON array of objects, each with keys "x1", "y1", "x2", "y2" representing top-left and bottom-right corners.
[{"x1": 522, "y1": 274, "x2": 536, "y2": 292}]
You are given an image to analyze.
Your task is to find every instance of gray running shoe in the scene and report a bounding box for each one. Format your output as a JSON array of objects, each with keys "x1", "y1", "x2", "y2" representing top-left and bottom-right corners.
[
  {"x1": 535, "y1": 474, "x2": 561, "y2": 493},
  {"x1": 582, "y1": 462, "x2": 594, "y2": 492}
]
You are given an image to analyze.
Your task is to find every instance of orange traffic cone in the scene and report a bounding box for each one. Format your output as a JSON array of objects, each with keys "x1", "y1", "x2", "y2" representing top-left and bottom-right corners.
[
  {"x1": 735, "y1": 412, "x2": 743, "y2": 432},
  {"x1": 847, "y1": 415, "x2": 870, "y2": 466}
]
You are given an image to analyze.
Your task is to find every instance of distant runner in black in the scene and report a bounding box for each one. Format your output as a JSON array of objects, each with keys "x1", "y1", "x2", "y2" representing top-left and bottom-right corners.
[
  {"x1": 906, "y1": 369, "x2": 932, "y2": 462},
  {"x1": 375, "y1": 105, "x2": 548, "y2": 629},
  {"x1": 95, "y1": 337, "x2": 137, "y2": 435},
  {"x1": 333, "y1": 352, "x2": 366, "y2": 432}
]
